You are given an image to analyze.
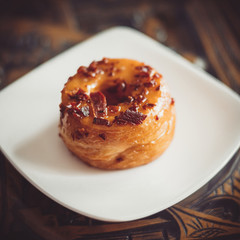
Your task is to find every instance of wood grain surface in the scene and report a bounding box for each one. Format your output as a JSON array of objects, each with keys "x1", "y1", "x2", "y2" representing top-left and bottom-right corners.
[{"x1": 0, "y1": 0, "x2": 240, "y2": 239}]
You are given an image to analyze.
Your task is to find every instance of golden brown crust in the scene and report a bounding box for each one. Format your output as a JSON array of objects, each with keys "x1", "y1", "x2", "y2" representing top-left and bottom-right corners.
[{"x1": 59, "y1": 58, "x2": 175, "y2": 170}]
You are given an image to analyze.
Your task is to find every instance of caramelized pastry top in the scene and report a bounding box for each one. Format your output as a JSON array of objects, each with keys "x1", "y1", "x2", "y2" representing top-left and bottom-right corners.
[{"x1": 60, "y1": 58, "x2": 173, "y2": 128}]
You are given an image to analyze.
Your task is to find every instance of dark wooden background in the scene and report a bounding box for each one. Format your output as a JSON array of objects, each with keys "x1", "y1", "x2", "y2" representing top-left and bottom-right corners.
[{"x1": 0, "y1": 0, "x2": 240, "y2": 239}]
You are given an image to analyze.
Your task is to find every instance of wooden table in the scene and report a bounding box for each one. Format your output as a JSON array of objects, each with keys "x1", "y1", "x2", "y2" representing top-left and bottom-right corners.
[{"x1": 0, "y1": 0, "x2": 240, "y2": 239}]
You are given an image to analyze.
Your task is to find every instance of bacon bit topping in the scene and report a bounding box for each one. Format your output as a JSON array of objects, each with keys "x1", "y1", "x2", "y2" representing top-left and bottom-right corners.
[
  {"x1": 127, "y1": 96, "x2": 135, "y2": 103},
  {"x1": 114, "y1": 110, "x2": 147, "y2": 125},
  {"x1": 116, "y1": 157, "x2": 123, "y2": 162},
  {"x1": 73, "y1": 128, "x2": 89, "y2": 140},
  {"x1": 98, "y1": 58, "x2": 109, "y2": 64},
  {"x1": 93, "y1": 118, "x2": 110, "y2": 126},
  {"x1": 135, "y1": 94, "x2": 146, "y2": 104},
  {"x1": 65, "y1": 103, "x2": 90, "y2": 119},
  {"x1": 143, "y1": 82, "x2": 152, "y2": 88},
  {"x1": 143, "y1": 103, "x2": 156, "y2": 110},
  {"x1": 135, "y1": 65, "x2": 153, "y2": 79},
  {"x1": 171, "y1": 98, "x2": 175, "y2": 105},
  {"x1": 133, "y1": 84, "x2": 140, "y2": 90},
  {"x1": 77, "y1": 61, "x2": 103, "y2": 78},
  {"x1": 128, "y1": 105, "x2": 138, "y2": 112},
  {"x1": 135, "y1": 72, "x2": 149, "y2": 79},
  {"x1": 88, "y1": 61, "x2": 98, "y2": 72},
  {"x1": 99, "y1": 133, "x2": 106, "y2": 140},
  {"x1": 155, "y1": 85, "x2": 160, "y2": 91},
  {"x1": 108, "y1": 105, "x2": 120, "y2": 114},
  {"x1": 143, "y1": 79, "x2": 156, "y2": 88},
  {"x1": 69, "y1": 89, "x2": 88, "y2": 101},
  {"x1": 143, "y1": 88, "x2": 149, "y2": 95},
  {"x1": 81, "y1": 106, "x2": 90, "y2": 117},
  {"x1": 77, "y1": 66, "x2": 88, "y2": 75},
  {"x1": 135, "y1": 65, "x2": 152, "y2": 72},
  {"x1": 90, "y1": 92, "x2": 107, "y2": 117},
  {"x1": 107, "y1": 63, "x2": 119, "y2": 77},
  {"x1": 155, "y1": 115, "x2": 159, "y2": 121}
]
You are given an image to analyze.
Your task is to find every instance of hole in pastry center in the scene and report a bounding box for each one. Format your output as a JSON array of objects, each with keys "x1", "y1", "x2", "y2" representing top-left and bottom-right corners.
[{"x1": 101, "y1": 81, "x2": 131, "y2": 106}]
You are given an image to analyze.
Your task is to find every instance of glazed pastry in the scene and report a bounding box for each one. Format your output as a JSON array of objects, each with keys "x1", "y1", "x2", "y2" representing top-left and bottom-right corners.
[{"x1": 59, "y1": 58, "x2": 175, "y2": 169}]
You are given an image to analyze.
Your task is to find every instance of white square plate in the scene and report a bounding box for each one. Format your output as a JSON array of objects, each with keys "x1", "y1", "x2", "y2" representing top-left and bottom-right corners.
[{"x1": 0, "y1": 27, "x2": 240, "y2": 222}]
